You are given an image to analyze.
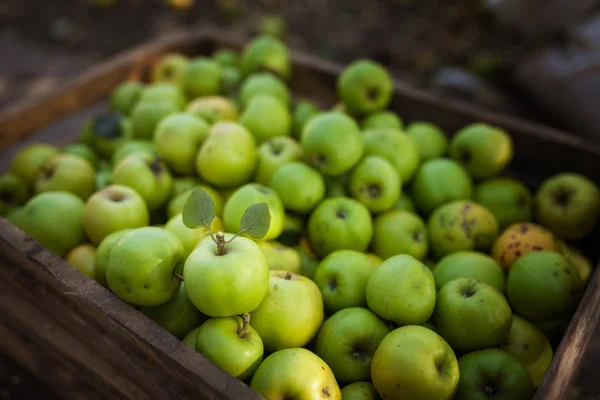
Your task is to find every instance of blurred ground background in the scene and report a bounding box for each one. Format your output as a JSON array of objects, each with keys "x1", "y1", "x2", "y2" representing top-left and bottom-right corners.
[
  {"x1": 0, "y1": 0, "x2": 557, "y2": 122},
  {"x1": 1, "y1": 0, "x2": 600, "y2": 398}
]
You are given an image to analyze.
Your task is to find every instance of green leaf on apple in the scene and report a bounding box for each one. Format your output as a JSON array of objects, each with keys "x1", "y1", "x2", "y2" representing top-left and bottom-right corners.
[
  {"x1": 182, "y1": 188, "x2": 215, "y2": 229},
  {"x1": 239, "y1": 203, "x2": 271, "y2": 239}
]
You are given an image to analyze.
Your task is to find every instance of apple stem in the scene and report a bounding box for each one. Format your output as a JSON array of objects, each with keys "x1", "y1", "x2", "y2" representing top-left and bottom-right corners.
[
  {"x1": 173, "y1": 273, "x2": 184, "y2": 282},
  {"x1": 238, "y1": 313, "x2": 251, "y2": 337},
  {"x1": 216, "y1": 231, "x2": 226, "y2": 256}
]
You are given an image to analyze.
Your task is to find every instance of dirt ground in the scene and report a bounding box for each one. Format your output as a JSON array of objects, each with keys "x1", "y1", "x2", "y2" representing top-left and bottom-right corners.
[
  {"x1": 1, "y1": 0, "x2": 600, "y2": 398},
  {"x1": 1, "y1": 0, "x2": 552, "y2": 122}
]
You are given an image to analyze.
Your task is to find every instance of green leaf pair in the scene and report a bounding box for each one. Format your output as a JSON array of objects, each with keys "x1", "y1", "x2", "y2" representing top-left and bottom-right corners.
[{"x1": 182, "y1": 187, "x2": 271, "y2": 240}]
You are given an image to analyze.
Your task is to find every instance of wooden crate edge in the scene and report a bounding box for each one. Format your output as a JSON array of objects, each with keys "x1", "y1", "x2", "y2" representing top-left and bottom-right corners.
[{"x1": 0, "y1": 217, "x2": 261, "y2": 400}]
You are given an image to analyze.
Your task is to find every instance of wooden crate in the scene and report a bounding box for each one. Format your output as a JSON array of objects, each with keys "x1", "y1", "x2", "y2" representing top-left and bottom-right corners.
[{"x1": 1, "y1": 28, "x2": 599, "y2": 400}]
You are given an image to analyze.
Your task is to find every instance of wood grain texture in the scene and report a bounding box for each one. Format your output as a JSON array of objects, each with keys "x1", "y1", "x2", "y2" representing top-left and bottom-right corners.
[
  {"x1": 1, "y1": 27, "x2": 600, "y2": 400},
  {"x1": 0, "y1": 218, "x2": 260, "y2": 400}
]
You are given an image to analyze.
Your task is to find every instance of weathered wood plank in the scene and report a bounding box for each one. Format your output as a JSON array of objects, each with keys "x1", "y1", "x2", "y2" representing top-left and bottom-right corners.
[{"x1": 534, "y1": 263, "x2": 600, "y2": 399}]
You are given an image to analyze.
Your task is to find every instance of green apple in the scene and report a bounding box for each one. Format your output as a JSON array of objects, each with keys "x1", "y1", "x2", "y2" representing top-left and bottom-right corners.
[
  {"x1": 110, "y1": 81, "x2": 144, "y2": 115},
  {"x1": 196, "y1": 122, "x2": 258, "y2": 188},
  {"x1": 394, "y1": 192, "x2": 416, "y2": 213},
  {"x1": 112, "y1": 140, "x2": 156, "y2": 166},
  {"x1": 213, "y1": 48, "x2": 239, "y2": 67},
  {"x1": 139, "y1": 82, "x2": 187, "y2": 110},
  {"x1": 95, "y1": 228, "x2": 133, "y2": 288},
  {"x1": 278, "y1": 212, "x2": 305, "y2": 246},
  {"x1": 83, "y1": 184, "x2": 149, "y2": 245},
  {"x1": 107, "y1": 227, "x2": 184, "y2": 306},
  {"x1": 153, "y1": 112, "x2": 209, "y2": 175},
  {"x1": 240, "y1": 72, "x2": 290, "y2": 106},
  {"x1": 254, "y1": 136, "x2": 303, "y2": 186},
  {"x1": 366, "y1": 253, "x2": 383, "y2": 268},
  {"x1": 185, "y1": 96, "x2": 239, "y2": 124},
  {"x1": 0, "y1": 173, "x2": 30, "y2": 216},
  {"x1": 83, "y1": 112, "x2": 135, "y2": 157},
  {"x1": 172, "y1": 177, "x2": 202, "y2": 197},
  {"x1": 314, "y1": 250, "x2": 377, "y2": 313},
  {"x1": 560, "y1": 243, "x2": 593, "y2": 286},
  {"x1": 62, "y1": 143, "x2": 98, "y2": 168},
  {"x1": 240, "y1": 35, "x2": 291, "y2": 80},
  {"x1": 341, "y1": 382, "x2": 380, "y2": 400},
  {"x1": 361, "y1": 111, "x2": 403, "y2": 131},
  {"x1": 218, "y1": 186, "x2": 239, "y2": 205},
  {"x1": 6, "y1": 207, "x2": 22, "y2": 223},
  {"x1": 184, "y1": 233, "x2": 269, "y2": 316},
  {"x1": 77, "y1": 114, "x2": 100, "y2": 146},
  {"x1": 534, "y1": 173, "x2": 600, "y2": 240},
  {"x1": 131, "y1": 101, "x2": 179, "y2": 139},
  {"x1": 325, "y1": 174, "x2": 349, "y2": 198},
  {"x1": 301, "y1": 111, "x2": 364, "y2": 176},
  {"x1": 165, "y1": 212, "x2": 214, "y2": 260},
  {"x1": 428, "y1": 200, "x2": 499, "y2": 259},
  {"x1": 307, "y1": 197, "x2": 373, "y2": 257},
  {"x1": 13, "y1": 191, "x2": 86, "y2": 257},
  {"x1": 410, "y1": 158, "x2": 473, "y2": 216},
  {"x1": 240, "y1": 94, "x2": 291, "y2": 144},
  {"x1": 35, "y1": 154, "x2": 96, "y2": 200},
  {"x1": 316, "y1": 307, "x2": 389, "y2": 383},
  {"x1": 473, "y1": 177, "x2": 533, "y2": 229},
  {"x1": 257, "y1": 241, "x2": 302, "y2": 273},
  {"x1": 362, "y1": 129, "x2": 420, "y2": 183},
  {"x1": 66, "y1": 244, "x2": 98, "y2": 282},
  {"x1": 251, "y1": 348, "x2": 340, "y2": 399},
  {"x1": 140, "y1": 283, "x2": 204, "y2": 339},
  {"x1": 195, "y1": 314, "x2": 263, "y2": 381},
  {"x1": 455, "y1": 348, "x2": 534, "y2": 400},
  {"x1": 112, "y1": 152, "x2": 173, "y2": 210},
  {"x1": 366, "y1": 255, "x2": 436, "y2": 325},
  {"x1": 432, "y1": 251, "x2": 506, "y2": 292},
  {"x1": 258, "y1": 14, "x2": 286, "y2": 38},
  {"x1": 220, "y1": 66, "x2": 242, "y2": 95},
  {"x1": 296, "y1": 244, "x2": 320, "y2": 280},
  {"x1": 371, "y1": 325, "x2": 459, "y2": 400},
  {"x1": 406, "y1": 121, "x2": 448, "y2": 161},
  {"x1": 449, "y1": 123, "x2": 513, "y2": 180},
  {"x1": 500, "y1": 315, "x2": 553, "y2": 387},
  {"x1": 371, "y1": 210, "x2": 428, "y2": 260},
  {"x1": 251, "y1": 271, "x2": 323, "y2": 352},
  {"x1": 167, "y1": 184, "x2": 224, "y2": 219},
  {"x1": 270, "y1": 162, "x2": 325, "y2": 214},
  {"x1": 183, "y1": 57, "x2": 222, "y2": 98},
  {"x1": 337, "y1": 60, "x2": 393, "y2": 115},
  {"x1": 434, "y1": 278, "x2": 512, "y2": 353},
  {"x1": 223, "y1": 183, "x2": 284, "y2": 240},
  {"x1": 151, "y1": 53, "x2": 190, "y2": 86},
  {"x1": 507, "y1": 250, "x2": 582, "y2": 321},
  {"x1": 10, "y1": 143, "x2": 60, "y2": 186},
  {"x1": 182, "y1": 326, "x2": 202, "y2": 349},
  {"x1": 349, "y1": 155, "x2": 400, "y2": 213},
  {"x1": 292, "y1": 100, "x2": 320, "y2": 139}
]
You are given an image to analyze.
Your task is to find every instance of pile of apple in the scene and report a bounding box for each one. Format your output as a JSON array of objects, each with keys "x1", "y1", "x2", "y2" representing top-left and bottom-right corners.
[{"x1": 3, "y1": 32, "x2": 600, "y2": 400}]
